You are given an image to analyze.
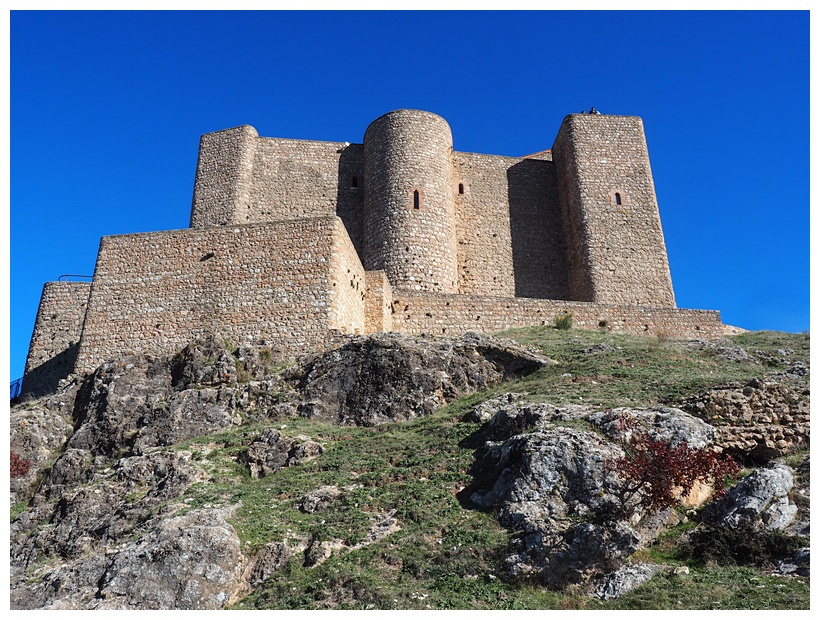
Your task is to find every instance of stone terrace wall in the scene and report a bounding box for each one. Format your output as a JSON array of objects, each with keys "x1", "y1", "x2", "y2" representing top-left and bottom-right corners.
[
  {"x1": 22, "y1": 281, "x2": 92, "y2": 397},
  {"x1": 390, "y1": 291, "x2": 723, "y2": 339},
  {"x1": 75, "y1": 216, "x2": 364, "y2": 373}
]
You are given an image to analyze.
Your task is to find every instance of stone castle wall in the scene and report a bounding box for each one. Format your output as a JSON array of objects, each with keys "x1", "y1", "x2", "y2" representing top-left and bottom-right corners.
[
  {"x1": 453, "y1": 150, "x2": 571, "y2": 299},
  {"x1": 23, "y1": 109, "x2": 728, "y2": 396},
  {"x1": 363, "y1": 110, "x2": 459, "y2": 293},
  {"x1": 364, "y1": 270, "x2": 394, "y2": 333},
  {"x1": 74, "y1": 216, "x2": 362, "y2": 374},
  {"x1": 553, "y1": 114, "x2": 675, "y2": 307},
  {"x1": 188, "y1": 116, "x2": 576, "y2": 300},
  {"x1": 191, "y1": 130, "x2": 367, "y2": 254},
  {"x1": 190, "y1": 125, "x2": 258, "y2": 228},
  {"x1": 22, "y1": 281, "x2": 91, "y2": 397},
  {"x1": 390, "y1": 291, "x2": 723, "y2": 339}
]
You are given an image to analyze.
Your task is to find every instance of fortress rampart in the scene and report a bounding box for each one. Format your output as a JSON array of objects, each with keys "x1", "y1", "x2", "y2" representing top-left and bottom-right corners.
[{"x1": 22, "y1": 109, "x2": 726, "y2": 397}]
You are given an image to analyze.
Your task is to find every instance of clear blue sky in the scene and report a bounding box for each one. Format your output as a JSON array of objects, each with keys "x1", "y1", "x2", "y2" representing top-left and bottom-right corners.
[{"x1": 8, "y1": 10, "x2": 810, "y2": 382}]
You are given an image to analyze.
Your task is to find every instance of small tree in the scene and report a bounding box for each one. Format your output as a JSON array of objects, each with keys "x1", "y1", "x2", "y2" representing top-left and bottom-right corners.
[
  {"x1": 605, "y1": 414, "x2": 739, "y2": 517},
  {"x1": 11, "y1": 450, "x2": 32, "y2": 478}
]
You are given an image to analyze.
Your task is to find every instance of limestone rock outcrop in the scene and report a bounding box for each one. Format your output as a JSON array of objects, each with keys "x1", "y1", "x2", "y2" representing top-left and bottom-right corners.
[
  {"x1": 467, "y1": 399, "x2": 735, "y2": 591},
  {"x1": 700, "y1": 463, "x2": 797, "y2": 531},
  {"x1": 9, "y1": 331, "x2": 809, "y2": 609},
  {"x1": 291, "y1": 332, "x2": 552, "y2": 426}
]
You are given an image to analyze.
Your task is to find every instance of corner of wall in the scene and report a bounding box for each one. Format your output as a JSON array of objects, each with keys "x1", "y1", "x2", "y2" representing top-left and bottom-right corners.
[
  {"x1": 364, "y1": 270, "x2": 394, "y2": 333},
  {"x1": 22, "y1": 281, "x2": 92, "y2": 397},
  {"x1": 328, "y1": 217, "x2": 367, "y2": 334}
]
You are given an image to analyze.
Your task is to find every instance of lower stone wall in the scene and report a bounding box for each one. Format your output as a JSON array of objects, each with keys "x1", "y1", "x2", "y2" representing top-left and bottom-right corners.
[
  {"x1": 22, "y1": 281, "x2": 92, "y2": 397},
  {"x1": 75, "y1": 216, "x2": 364, "y2": 374},
  {"x1": 26, "y1": 218, "x2": 726, "y2": 394},
  {"x1": 390, "y1": 291, "x2": 724, "y2": 339}
]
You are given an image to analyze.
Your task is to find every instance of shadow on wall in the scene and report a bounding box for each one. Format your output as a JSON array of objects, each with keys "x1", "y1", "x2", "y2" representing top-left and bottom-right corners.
[
  {"x1": 335, "y1": 144, "x2": 365, "y2": 257},
  {"x1": 20, "y1": 342, "x2": 81, "y2": 399},
  {"x1": 507, "y1": 159, "x2": 570, "y2": 300}
]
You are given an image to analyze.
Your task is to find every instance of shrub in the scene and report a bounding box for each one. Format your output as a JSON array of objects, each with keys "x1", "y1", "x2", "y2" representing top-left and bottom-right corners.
[
  {"x1": 682, "y1": 522, "x2": 807, "y2": 567},
  {"x1": 604, "y1": 414, "x2": 739, "y2": 516},
  {"x1": 10, "y1": 451, "x2": 32, "y2": 478},
  {"x1": 553, "y1": 311, "x2": 573, "y2": 330}
]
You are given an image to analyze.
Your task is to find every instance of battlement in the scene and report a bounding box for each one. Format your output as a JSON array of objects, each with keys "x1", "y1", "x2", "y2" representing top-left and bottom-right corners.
[{"x1": 22, "y1": 109, "x2": 724, "y2": 397}]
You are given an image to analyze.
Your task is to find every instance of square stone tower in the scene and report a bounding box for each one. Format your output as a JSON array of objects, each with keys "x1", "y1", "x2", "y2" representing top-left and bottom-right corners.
[{"x1": 552, "y1": 114, "x2": 676, "y2": 307}]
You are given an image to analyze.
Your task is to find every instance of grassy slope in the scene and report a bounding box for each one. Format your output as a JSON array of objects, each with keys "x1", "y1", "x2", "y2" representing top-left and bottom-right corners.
[{"x1": 173, "y1": 329, "x2": 809, "y2": 610}]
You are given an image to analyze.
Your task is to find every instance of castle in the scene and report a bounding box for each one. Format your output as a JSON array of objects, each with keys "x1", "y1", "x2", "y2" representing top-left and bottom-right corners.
[{"x1": 22, "y1": 109, "x2": 726, "y2": 397}]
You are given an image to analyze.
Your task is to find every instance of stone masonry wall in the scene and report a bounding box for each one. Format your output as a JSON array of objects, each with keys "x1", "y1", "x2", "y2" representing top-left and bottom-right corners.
[
  {"x1": 552, "y1": 114, "x2": 675, "y2": 307},
  {"x1": 190, "y1": 129, "x2": 366, "y2": 255},
  {"x1": 453, "y1": 151, "x2": 515, "y2": 297},
  {"x1": 390, "y1": 291, "x2": 723, "y2": 340},
  {"x1": 363, "y1": 110, "x2": 459, "y2": 293},
  {"x1": 246, "y1": 138, "x2": 365, "y2": 256},
  {"x1": 190, "y1": 125, "x2": 258, "y2": 228},
  {"x1": 454, "y1": 150, "x2": 570, "y2": 299},
  {"x1": 328, "y1": 223, "x2": 366, "y2": 334},
  {"x1": 22, "y1": 281, "x2": 92, "y2": 397},
  {"x1": 75, "y1": 217, "x2": 364, "y2": 373},
  {"x1": 364, "y1": 270, "x2": 393, "y2": 333}
]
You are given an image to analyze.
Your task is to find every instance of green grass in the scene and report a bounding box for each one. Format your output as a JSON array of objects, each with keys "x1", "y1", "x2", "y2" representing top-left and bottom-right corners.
[
  {"x1": 608, "y1": 566, "x2": 809, "y2": 610},
  {"x1": 494, "y1": 327, "x2": 808, "y2": 409},
  {"x1": 166, "y1": 328, "x2": 810, "y2": 609},
  {"x1": 10, "y1": 501, "x2": 28, "y2": 522}
]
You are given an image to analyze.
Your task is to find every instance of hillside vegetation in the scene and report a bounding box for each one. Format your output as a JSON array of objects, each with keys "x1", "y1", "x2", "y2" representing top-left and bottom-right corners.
[{"x1": 10, "y1": 328, "x2": 810, "y2": 610}]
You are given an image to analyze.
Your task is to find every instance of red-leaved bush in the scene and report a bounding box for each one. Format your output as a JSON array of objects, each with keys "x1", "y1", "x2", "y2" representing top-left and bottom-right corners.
[
  {"x1": 10, "y1": 450, "x2": 32, "y2": 478},
  {"x1": 605, "y1": 414, "x2": 739, "y2": 516}
]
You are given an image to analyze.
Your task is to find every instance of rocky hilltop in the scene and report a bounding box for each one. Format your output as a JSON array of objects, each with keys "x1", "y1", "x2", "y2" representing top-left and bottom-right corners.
[{"x1": 9, "y1": 328, "x2": 810, "y2": 609}]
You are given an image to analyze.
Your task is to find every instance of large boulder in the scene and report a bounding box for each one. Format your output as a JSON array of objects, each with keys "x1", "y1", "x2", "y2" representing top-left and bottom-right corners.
[
  {"x1": 91, "y1": 508, "x2": 244, "y2": 609},
  {"x1": 587, "y1": 406, "x2": 718, "y2": 450},
  {"x1": 701, "y1": 463, "x2": 797, "y2": 531},
  {"x1": 291, "y1": 332, "x2": 551, "y2": 426},
  {"x1": 68, "y1": 354, "x2": 172, "y2": 458},
  {"x1": 470, "y1": 423, "x2": 635, "y2": 589},
  {"x1": 592, "y1": 563, "x2": 663, "y2": 600},
  {"x1": 468, "y1": 401, "x2": 730, "y2": 592},
  {"x1": 236, "y1": 429, "x2": 323, "y2": 478},
  {"x1": 67, "y1": 343, "x2": 247, "y2": 462}
]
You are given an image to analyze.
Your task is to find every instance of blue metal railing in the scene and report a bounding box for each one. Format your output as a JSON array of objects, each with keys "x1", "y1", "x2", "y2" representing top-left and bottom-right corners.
[
  {"x1": 58, "y1": 274, "x2": 93, "y2": 281},
  {"x1": 10, "y1": 377, "x2": 23, "y2": 400}
]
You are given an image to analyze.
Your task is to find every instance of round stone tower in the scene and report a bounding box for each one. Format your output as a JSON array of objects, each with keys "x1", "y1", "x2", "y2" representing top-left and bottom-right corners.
[{"x1": 363, "y1": 109, "x2": 458, "y2": 293}]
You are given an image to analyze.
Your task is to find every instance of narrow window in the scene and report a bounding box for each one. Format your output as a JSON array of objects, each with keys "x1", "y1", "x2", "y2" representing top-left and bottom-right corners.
[
  {"x1": 458, "y1": 183, "x2": 464, "y2": 195},
  {"x1": 413, "y1": 190, "x2": 420, "y2": 209},
  {"x1": 351, "y1": 176, "x2": 358, "y2": 188},
  {"x1": 615, "y1": 192, "x2": 622, "y2": 205}
]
